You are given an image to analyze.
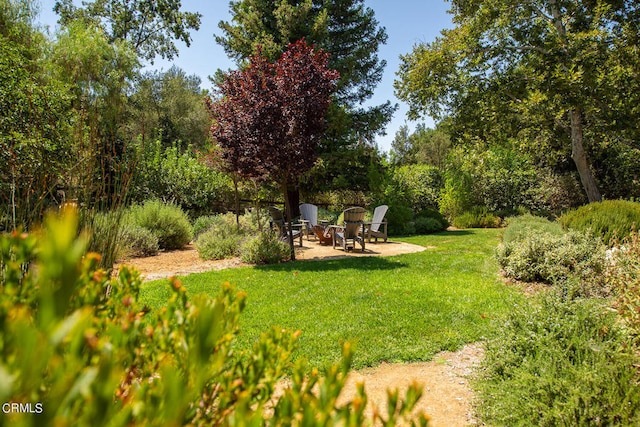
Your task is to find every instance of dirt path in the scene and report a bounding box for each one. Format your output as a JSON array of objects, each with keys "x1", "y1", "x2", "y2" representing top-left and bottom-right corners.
[{"x1": 115, "y1": 241, "x2": 481, "y2": 425}]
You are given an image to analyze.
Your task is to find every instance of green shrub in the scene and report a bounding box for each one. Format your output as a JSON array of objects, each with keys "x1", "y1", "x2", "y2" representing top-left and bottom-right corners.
[
  {"x1": 0, "y1": 210, "x2": 426, "y2": 426},
  {"x1": 193, "y1": 215, "x2": 218, "y2": 239},
  {"x1": 194, "y1": 213, "x2": 245, "y2": 260},
  {"x1": 127, "y1": 199, "x2": 192, "y2": 250},
  {"x1": 607, "y1": 232, "x2": 640, "y2": 346},
  {"x1": 452, "y1": 207, "x2": 501, "y2": 229},
  {"x1": 477, "y1": 293, "x2": 640, "y2": 426},
  {"x1": 414, "y1": 217, "x2": 444, "y2": 234},
  {"x1": 496, "y1": 226, "x2": 606, "y2": 286},
  {"x1": 559, "y1": 200, "x2": 640, "y2": 245},
  {"x1": 393, "y1": 164, "x2": 444, "y2": 212},
  {"x1": 415, "y1": 208, "x2": 448, "y2": 229},
  {"x1": 240, "y1": 232, "x2": 290, "y2": 264},
  {"x1": 119, "y1": 223, "x2": 159, "y2": 257},
  {"x1": 129, "y1": 139, "x2": 233, "y2": 216},
  {"x1": 83, "y1": 209, "x2": 126, "y2": 269},
  {"x1": 501, "y1": 214, "x2": 564, "y2": 245}
]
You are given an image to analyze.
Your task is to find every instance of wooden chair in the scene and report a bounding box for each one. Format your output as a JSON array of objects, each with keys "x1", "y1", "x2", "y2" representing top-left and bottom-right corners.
[
  {"x1": 299, "y1": 203, "x2": 319, "y2": 240},
  {"x1": 331, "y1": 207, "x2": 366, "y2": 251},
  {"x1": 364, "y1": 205, "x2": 389, "y2": 243},
  {"x1": 268, "y1": 206, "x2": 303, "y2": 246}
]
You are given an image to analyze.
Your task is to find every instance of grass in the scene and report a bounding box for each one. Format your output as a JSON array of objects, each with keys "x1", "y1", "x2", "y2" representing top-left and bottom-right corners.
[{"x1": 140, "y1": 229, "x2": 524, "y2": 369}]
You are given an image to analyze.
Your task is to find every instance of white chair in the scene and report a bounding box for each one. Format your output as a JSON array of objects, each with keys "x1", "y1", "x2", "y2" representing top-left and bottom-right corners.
[{"x1": 364, "y1": 205, "x2": 388, "y2": 243}]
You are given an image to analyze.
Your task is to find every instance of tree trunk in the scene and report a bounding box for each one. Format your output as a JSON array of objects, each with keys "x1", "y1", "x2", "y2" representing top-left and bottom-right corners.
[
  {"x1": 569, "y1": 109, "x2": 602, "y2": 203},
  {"x1": 281, "y1": 180, "x2": 296, "y2": 261}
]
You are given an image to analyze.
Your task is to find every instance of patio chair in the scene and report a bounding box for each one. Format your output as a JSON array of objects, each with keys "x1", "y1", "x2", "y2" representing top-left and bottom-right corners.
[
  {"x1": 364, "y1": 205, "x2": 389, "y2": 243},
  {"x1": 268, "y1": 206, "x2": 303, "y2": 246},
  {"x1": 299, "y1": 203, "x2": 319, "y2": 240},
  {"x1": 331, "y1": 206, "x2": 366, "y2": 252}
]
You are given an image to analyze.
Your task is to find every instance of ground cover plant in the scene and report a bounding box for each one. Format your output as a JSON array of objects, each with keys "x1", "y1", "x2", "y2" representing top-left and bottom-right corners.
[
  {"x1": 141, "y1": 229, "x2": 523, "y2": 369},
  {"x1": 476, "y1": 292, "x2": 640, "y2": 425}
]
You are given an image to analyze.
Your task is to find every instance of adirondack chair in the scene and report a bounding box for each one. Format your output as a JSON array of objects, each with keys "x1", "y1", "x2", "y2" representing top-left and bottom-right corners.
[
  {"x1": 331, "y1": 206, "x2": 366, "y2": 252},
  {"x1": 268, "y1": 206, "x2": 303, "y2": 246},
  {"x1": 364, "y1": 205, "x2": 389, "y2": 243},
  {"x1": 299, "y1": 203, "x2": 319, "y2": 240}
]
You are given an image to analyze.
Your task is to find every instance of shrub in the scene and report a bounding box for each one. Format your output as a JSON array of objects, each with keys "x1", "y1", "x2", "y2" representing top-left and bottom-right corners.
[
  {"x1": 127, "y1": 199, "x2": 192, "y2": 250},
  {"x1": 128, "y1": 139, "x2": 233, "y2": 215},
  {"x1": 0, "y1": 210, "x2": 426, "y2": 426},
  {"x1": 194, "y1": 213, "x2": 244, "y2": 260},
  {"x1": 452, "y1": 207, "x2": 501, "y2": 229},
  {"x1": 393, "y1": 164, "x2": 444, "y2": 212},
  {"x1": 477, "y1": 293, "x2": 640, "y2": 426},
  {"x1": 414, "y1": 217, "x2": 445, "y2": 234},
  {"x1": 607, "y1": 232, "x2": 640, "y2": 345},
  {"x1": 193, "y1": 215, "x2": 218, "y2": 239},
  {"x1": 415, "y1": 208, "x2": 448, "y2": 229},
  {"x1": 559, "y1": 200, "x2": 640, "y2": 245},
  {"x1": 119, "y1": 223, "x2": 159, "y2": 257},
  {"x1": 240, "y1": 232, "x2": 291, "y2": 264},
  {"x1": 501, "y1": 214, "x2": 564, "y2": 245},
  {"x1": 496, "y1": 225, "x2": 606, "y2": 286}
]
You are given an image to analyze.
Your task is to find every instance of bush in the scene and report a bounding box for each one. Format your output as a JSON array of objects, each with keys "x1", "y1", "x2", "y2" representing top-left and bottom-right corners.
[
  {"x1": 414, "y1": 217, "x2": 445, "y2": 234},
  {"x1": 496, "y1": 223, "x2": 606, "y2": 286},
  {"x1": 240, "y1": 232, "x2": 291, "y2": 264},
  {"x1": 128, "y1": 139, "x2": 233, "y2": 216},
  {"x1": 607, "y1": 232, "x2": 640, "y2": 346},
  {"x1": 193, "y1": 215, "x2": 218, "y2": 239},
  {"x1": 452, "y1": 207, "x2": 501, "y2": 229},
  {"x1": 559, "y1": 200, "x2": 640, "y2": 245},
  {"x1": 393, "y1": 164, "x2": 444, "y2": 212},
  {"x1": 127, "y1": 199, "x2": 192, "y2": 250},
  {"x1": 415, "y1": 208, "x2": 448, "y2": 228},
  {"x1": 194, "y1": 213, "x2": 244, "y2": 260},
  {"x1": 119, "y1": 223, "x2": 159, "y2": 257},
  {"x1": 501, "y1": 214, "x2": 564, "y2": 245},
  {"x1": 477, "y1": 293, "x2": 640, "y2": 426},
  {"x1": 0, "y1": 210, "x2": 426, "y2": 426}
]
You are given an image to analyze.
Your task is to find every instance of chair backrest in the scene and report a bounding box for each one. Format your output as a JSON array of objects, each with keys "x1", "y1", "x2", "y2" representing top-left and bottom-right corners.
[
  {"x1": 342, "y1": 207, "x2": 366, "y2": 238},
  {"x1": 268, "y1": 206, "x2": 286, "y2": 235},
  {"x1": 299, "y1": 203, "x2": 318, "y2": 227},
  {"x1": 370, "y1": 205, "x2": 388, "y2": 232}
]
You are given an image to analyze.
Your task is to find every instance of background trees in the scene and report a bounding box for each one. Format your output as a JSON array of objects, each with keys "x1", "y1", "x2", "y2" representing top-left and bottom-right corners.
[{"x1": 395, "y1": 0, "x2": 640, "y2": 203}]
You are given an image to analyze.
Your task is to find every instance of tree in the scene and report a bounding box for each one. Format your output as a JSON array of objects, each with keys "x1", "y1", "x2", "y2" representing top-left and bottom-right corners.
[
  {"x1": 127, "y1": 66, "x2": 210, "y2": 150},
  {"x1": 206, "y1": 40, "x2": 338, "y2": 259},
  {"x1": 0, "y1": 0, "x2": 75, "y2": 230},
  {"x1": 395, "y1": 0, "x2": 640, "y2": 203},
  {"x1": 216, "y1": 0, "x2": 394, "y2": 195},
  {"x1": 53, "y1": 0, "x2": 201, "y2": 62}
]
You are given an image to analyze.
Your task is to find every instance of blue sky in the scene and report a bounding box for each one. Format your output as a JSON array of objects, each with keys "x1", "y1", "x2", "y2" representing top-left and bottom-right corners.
[{"x1": 37, "y1": 1, "x2": 453, "y2": 153}]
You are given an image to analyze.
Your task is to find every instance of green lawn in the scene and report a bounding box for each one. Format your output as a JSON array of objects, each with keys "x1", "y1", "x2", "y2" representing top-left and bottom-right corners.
[{"x1": 140, "y1": 228, "x2": 523, "y2": 369}]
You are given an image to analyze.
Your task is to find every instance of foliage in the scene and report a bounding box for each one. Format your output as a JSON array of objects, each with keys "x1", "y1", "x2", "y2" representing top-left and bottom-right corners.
[
  {"x1": 128, "y1": 138, "x2": 233, "y2": 216},
  {"x1": 127, "y1": 67, "x2": 210, "y2": 151},
  {"x1": 476, "y1": 293, "x2": 640, "y2": 426},
  {"x1": 452, "y1": 207, "x2": 501, "y2": 229},
  {"x1": 390, "y1": 123, "x2": 451, "y2": 169},
  {"x1": 119, "y1": 222, "x2": 159, "y2": 258},
  {"x1": 393, "y1": 164, "x2": 444, "y2": 212},
  {"x1": 126, "y1": 199, "x2": 192, "y2": 250},
  {"x1": 607, "y1": 232, "x2": 640, "y2": 346},
  {"x1": 208, "y1": 39, "x2": 338, "y2": 259},
  {"x1": 0, "y1": 3, "x2": 74, "y2": 231},
  {"x1": 192, "y1": 215, "x2": 218, "y2": 239},
  {"x1": 414, "y1": 217, "x2": 445, "y2": 235},
  {"x1": 396, "y1": 0, "x2": 640, "y2": 202},
  {"x1": 0, "y1": 209, "x2": 427, "y2": 426},
  {"x1": 496, "y1": 218, "x2": 606, "y2": 286},
  {"x1": 559, "y1": 200, "x2": 640, "y2": 246},
  {"x1": 239, "y1": 231, "x2": 291, "y2": 265},
  {"x1": 501, "y1": 214, "x2": 564, "y2": 245},
  {"x1": 194, "y1": 213, "x2": 243, "y2": 261},
  {"x1": 54, "y1": 0, "x2": 201, "y2": 62}
]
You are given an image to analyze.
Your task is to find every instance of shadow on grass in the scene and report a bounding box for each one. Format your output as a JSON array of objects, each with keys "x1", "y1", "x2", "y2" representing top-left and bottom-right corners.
[{"x1": 255, "y1": 254, "x2": 409, "y2": 273}]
